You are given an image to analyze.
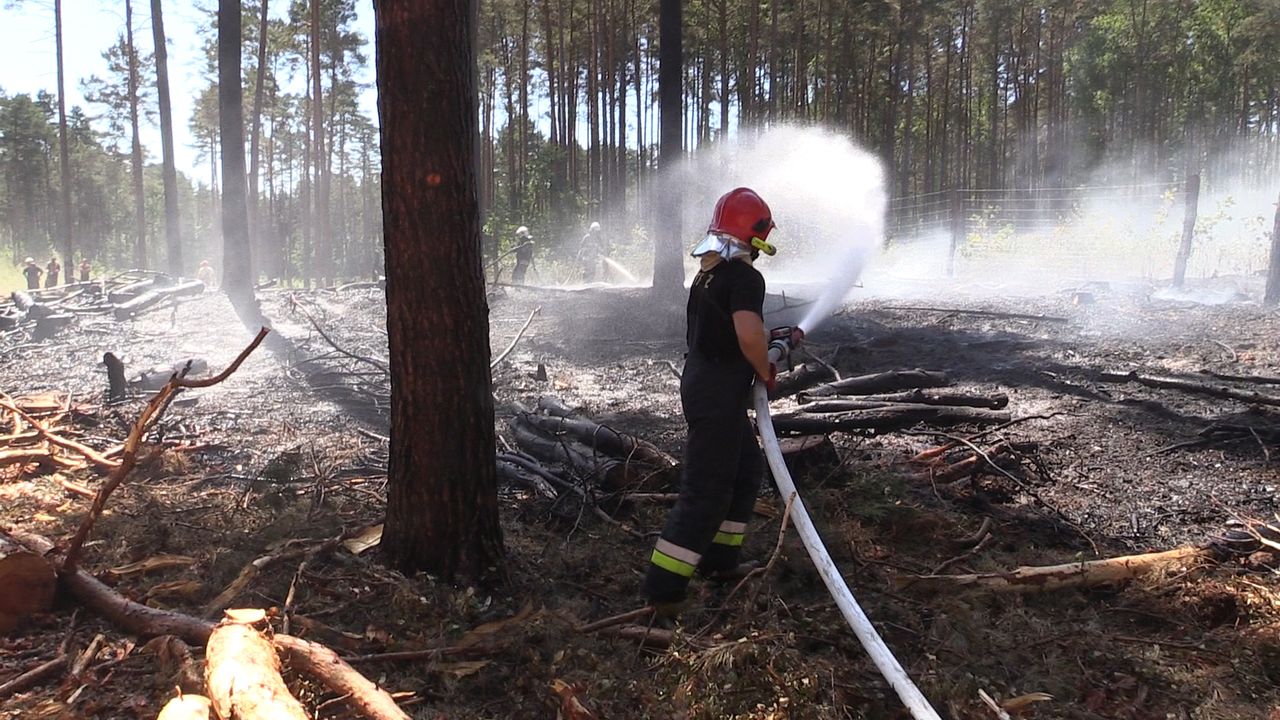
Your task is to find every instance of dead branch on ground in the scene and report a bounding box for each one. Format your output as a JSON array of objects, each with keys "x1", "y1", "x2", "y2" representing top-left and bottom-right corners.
[{"x1": 62, "y1": 328, "x2": 269, "y2": 570}]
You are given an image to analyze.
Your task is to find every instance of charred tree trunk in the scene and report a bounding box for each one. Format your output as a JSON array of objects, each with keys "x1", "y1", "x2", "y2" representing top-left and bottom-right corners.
[
  {"x1": 151, "y1": 0, "x2": 183, "y2": 276},
  {"x1": 219, "y1": 0, "x2": 256, "y2": 314},
  {"x1": 55, "y1": 0, "x2": 74, "y2": 269},
  {"x1": 652, "y1": 0, "x2": 684, "y2": 296},
  {"x1": 248, "y1": 0, "x2": 270, "y2": 278},
  {"x1": 375, "y1": 0, "x2": 504, "y2": 580},
  {"x1": 126, "y1": 0, "x2": 147, "y2": 269},
  {"x1": 310, "y1": 0, "x2": 332, "y2": 286}
]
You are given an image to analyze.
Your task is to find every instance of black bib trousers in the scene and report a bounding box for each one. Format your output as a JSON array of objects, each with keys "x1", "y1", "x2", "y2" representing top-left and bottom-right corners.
[{"x1": 643, "y1": 352, "x2": 764, "y2": 603}]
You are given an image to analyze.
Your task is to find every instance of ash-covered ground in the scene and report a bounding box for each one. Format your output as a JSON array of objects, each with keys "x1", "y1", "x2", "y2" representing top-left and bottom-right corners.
[{"x1": 2, "y1": 275, "x2": 1279, "y2": 719}]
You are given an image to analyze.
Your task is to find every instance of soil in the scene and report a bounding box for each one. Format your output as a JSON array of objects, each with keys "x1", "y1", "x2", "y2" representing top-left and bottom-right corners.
[{"x1": 2, "y1": 275, "x2": 1279, "y2": 719}]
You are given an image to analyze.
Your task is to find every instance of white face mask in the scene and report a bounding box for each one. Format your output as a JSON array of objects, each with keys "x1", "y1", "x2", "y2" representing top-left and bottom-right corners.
[{"x1": 690, "y1": 232, "x2": 754, "y2": 263}]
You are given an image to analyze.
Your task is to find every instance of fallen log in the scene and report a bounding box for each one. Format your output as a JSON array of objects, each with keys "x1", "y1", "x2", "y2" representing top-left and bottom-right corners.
[
  {"x1": 495, "y1": 457, "x2": 559, "y2": 500},
  {"x1": 902, "y1": 545, "x2": 1215, "y2": 594},
  {"x1": 206, "y1": 619, "x2": 308, "y2": 720},
  {"x1": 509, "y1": 416, "x2": 634, "y2": 490},
  {"x1": 113, "y1": 280, "x2": 205, "y2": 320},
  {"x1": 772, "y1": 405, "x2": 1011, "y2": 435},
  {"x1": 273, "y1": 634, "x2": 410, "y2": 720},
  {"x1": 535, "y1": 397, "x2": 679, "y2": 468},
  {"x1": 800, "y1": 369, "x2": 951, "y2": 400},
  {"x1": 107, "y1": 277, "x2": 162, "y2": 304},
  {"x1": 776, "y1": 434, "x2": 840, "y2": 478},
  {"x1": 0, "y1": 446, "x2": 83, "y2": 471},
  {"x1": 156, "y1": 694, "x2": 213, "y2": 720},
  {"x1": 858, "y1": 389, "x2": 1008, "y2": 410},
  {"x1": 517, "y1": 411, "x2": 677, "y2": 488},
  {"x1": 0, "y1": 530, "x2": 56, "y2": 634},
  {"x1": 771, "y1": 362, "x2": 836, "y2": 399},
  {"x1": 1200, "y1": 369, "x2": 1280, "y2": 386},
  {"x1": 923, "y1": 443, "x2": 1012, "y2": 483},
  {"x1": 880, "y1": 305, "x2": 1068, "y2": 324},
  {"x1": 1100, "y1": 370, "x2": 1280, "y2": 407}
]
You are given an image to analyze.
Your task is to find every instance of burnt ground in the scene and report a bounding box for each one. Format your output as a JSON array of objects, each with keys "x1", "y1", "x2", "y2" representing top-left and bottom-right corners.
[{"x1": 2, "y1": 276, "x2": 1280, "y2": 719}]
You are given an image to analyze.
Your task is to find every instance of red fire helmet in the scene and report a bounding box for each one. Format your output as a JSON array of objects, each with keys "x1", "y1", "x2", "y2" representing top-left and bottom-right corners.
[{"x1": 707, "y1": 187, "x2": 775, "y2": 244}]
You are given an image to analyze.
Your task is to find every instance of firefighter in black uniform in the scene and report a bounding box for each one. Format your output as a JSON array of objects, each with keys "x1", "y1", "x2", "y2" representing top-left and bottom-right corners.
[
  {"x1": 643, "y1": 187, "x2": 801, "y2": 614},
  {"x1": 512, "y1": 226, "x2": 534, "y2": 284}
]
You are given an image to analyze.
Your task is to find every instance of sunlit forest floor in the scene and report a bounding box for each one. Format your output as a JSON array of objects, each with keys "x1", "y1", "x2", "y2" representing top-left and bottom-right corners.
[{"x1": 3, "y1": 274, "x2": 1280, "y2": 719}]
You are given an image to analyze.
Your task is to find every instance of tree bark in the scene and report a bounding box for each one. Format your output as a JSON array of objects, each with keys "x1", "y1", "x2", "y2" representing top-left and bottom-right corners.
[
  {"x1": 1265, "y1": 189, "x2": 1280, "y2": 306},
  {"x1": 375, "y1": 0, "x2": 504, "y2": 580},
  {"x1": 800, "y1": 369, "x2": 952, "y2": 399},
  {"x1": 248, "y1": 0, "x2": 270, "y2": 279},
  {"x1": 126, "y1": 0, "x2": 148, "y2": 269},
  {"x1": 55, "y1": 0, "x2": 74, "y2": 269},
  {"x1": 151, "y1": 0, "x2": 183, "y2": 276},
  {"x1": 272, "y1": 634, "x2": 410, "y2": 720},
  {"x1": 652, "y1": 0, "x2": 684, "y2": 295},
  {"x1": 310, "y1": 0, "x2": 332, "y2": 285},
  {"x1": 772, "y1": 405, "x2": 1010, "y2": 434},
  {"x1": 219, "y1": 0, "x2": 256, "y2": 312}
]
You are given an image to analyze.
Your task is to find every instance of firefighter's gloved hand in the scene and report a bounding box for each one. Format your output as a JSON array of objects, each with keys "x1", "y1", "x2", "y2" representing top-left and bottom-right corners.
[{"x1": 764, "y1": 363, "x2": 778, "y2": 395}]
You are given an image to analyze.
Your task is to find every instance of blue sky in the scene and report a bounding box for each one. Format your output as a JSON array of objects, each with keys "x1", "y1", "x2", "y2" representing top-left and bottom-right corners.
[{"x1": 0, "y1": 0, "x2": 378, "y2": 180}]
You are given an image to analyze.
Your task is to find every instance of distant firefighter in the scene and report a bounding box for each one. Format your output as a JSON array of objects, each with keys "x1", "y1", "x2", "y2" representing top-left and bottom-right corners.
[
  {"x1": 577, "y1": 221, "x2": 610, "y2": 283},
  {"x1": 79, "y1": 258, "x2": 91, "y2": 282},
  {"x1": 22, "y1": 257, "x2": 42, "y2": 290},
  {"x1": 197, "y1": 260, "x2": 216, "y2": 289},
  {"x1": 512, "y1": 225, "x2": 534, "y2": 284},
  {"x1": 45, "y1": 256, "x2": 61, "y2": 288}
]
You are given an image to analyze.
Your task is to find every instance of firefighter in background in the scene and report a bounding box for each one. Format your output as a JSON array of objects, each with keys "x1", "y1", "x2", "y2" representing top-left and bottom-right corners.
[
  {"x1": 22, "y1": 257, "x2": 42, "y2": 290},
  {"x1": 79, "y1": 258, "x2": 91, "y2": 282},
  {"x1": 512, "y1": 226, "x2": 535, "y2": 285},
  {"x1": 643, "y1": 187, "x2": 802, "y2": 616},
  {"x1": 45, "y1": 256, "x2": 61, "y2": 288},
  {"x1": 197, "y1": 260, "x2": 216, "y2": 289},
  {"x1": 577, "y1": 221, "x2": 609, "y2": 282}
]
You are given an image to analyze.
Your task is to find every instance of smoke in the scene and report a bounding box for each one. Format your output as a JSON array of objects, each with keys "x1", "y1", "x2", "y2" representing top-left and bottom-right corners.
[{"x1": 671, "y1": 125, "x2": 888, "y2": 331}]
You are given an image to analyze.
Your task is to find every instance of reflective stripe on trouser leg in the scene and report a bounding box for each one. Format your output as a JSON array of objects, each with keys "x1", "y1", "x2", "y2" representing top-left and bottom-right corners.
[
  {"x1": 701, "y1": 415, "x2": 764, "y2": 573},
  {"x1": 642, "y1": 368, "x2": 750, "y2": 604},
  {"x1": 712, "y1": 519, "x2": 747, "y2": 547},
  {"x1": 650, "y1": 538, "x2": 700, "y2": 578}
]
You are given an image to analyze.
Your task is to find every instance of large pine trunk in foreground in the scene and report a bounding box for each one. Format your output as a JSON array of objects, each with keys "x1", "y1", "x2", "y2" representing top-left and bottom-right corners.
[
  {"x1": 218, "y1": 0, "x2": 255, "y2": 310},
  {"x1": 375, "y1": 0, "x2": 504, "y2": 579},
  {"x1": 651, "y1": 0, "x2": 684, "y2": 296},
  {"x1": 151, "y1": 0, "x2": 183, "y2": 276}
]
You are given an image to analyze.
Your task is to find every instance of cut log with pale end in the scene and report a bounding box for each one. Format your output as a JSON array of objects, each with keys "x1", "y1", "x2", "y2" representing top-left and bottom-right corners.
[
  {"x1": 0, "y1": 531, "x2": 56, "y2": 634},
  {"x1": 206, "y1": 622, "x2": 308, "y2": 720},
  {"x1": 902, "y1": 545, "x2": 1215, "y2": 594},
  {"x1": 156, "y1": 694, "x2": 213, "y2": 720},
  {"x1": 771, "y1": 362, "x2": 836, "y2": 399},
  {"x1": 772, "y1": 405, "x2": 1011, "y2": 435},
  {"x1": 273, "y1": 634, "x2": 410, "y2": 720},
  {"x1": 800, "y1": 369, "x2": 952, "y2": 400}
]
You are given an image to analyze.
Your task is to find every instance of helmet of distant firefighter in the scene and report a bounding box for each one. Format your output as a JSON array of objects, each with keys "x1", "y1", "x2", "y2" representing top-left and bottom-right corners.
[{"x1": 516, "y1": 226, "x2": 530, "y2": 238}]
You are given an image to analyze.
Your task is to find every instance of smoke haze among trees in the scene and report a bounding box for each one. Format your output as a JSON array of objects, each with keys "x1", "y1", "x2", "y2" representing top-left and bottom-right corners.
[{"x1": 1, "y1": 0, "x2": 1277, "y2": 286}]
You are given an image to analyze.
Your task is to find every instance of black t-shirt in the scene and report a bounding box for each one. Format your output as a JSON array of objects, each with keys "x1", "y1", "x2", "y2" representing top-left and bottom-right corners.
[
  {"x1": 23, "y1": 265, "x2": 41, "y2": 284},
  {"x1": 686, "y1": 259, "x2": 765, "y2": 363}
]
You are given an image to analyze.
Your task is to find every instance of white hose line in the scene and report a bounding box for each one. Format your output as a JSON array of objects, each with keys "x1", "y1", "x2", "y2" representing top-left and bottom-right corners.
[{"x1": 753, "y1": 382, "x2": 943, "y2": 720}]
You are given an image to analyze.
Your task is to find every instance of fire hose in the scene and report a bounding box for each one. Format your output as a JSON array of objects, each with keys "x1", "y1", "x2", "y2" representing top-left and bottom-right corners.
[{"x1": 759, "y1": 331, "x2": 942, "y2": 720}]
